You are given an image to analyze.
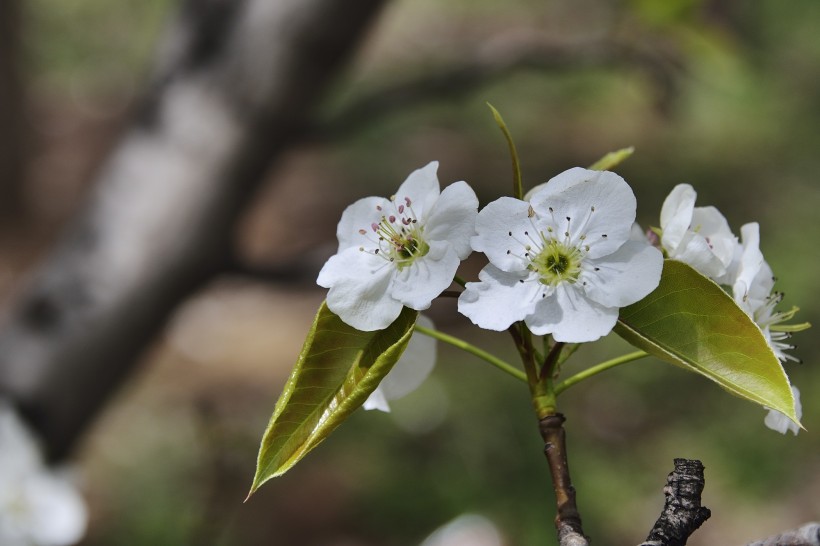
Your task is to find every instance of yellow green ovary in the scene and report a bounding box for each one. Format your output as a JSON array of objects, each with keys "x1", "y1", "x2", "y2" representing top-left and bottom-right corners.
[{"x1": 530, "y1": 240, "x2": 582, "y2": 286}]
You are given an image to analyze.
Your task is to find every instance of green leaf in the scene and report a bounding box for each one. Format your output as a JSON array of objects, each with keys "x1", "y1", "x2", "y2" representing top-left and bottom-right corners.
[
  {"x1": 588, "y1": 146, "x2": 635, "y2": 171},
  {"x1": 614, "y1": 260, "x2": 799, "y2": 425},
  {"x1": 248, "y1": 303, "x2": 418, "y2": 496}
]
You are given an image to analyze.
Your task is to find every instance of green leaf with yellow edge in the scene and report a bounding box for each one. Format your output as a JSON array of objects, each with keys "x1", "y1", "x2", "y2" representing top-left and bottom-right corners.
[
  {"x1": 588, "y1": 146, "x2": 635, "y2": 171},
  {"x1": 248, "y1": 303, "x2": 418, "y2": 497},
  {"x1": 614, "y1": 259, "x2": 799, "y2": 425}
]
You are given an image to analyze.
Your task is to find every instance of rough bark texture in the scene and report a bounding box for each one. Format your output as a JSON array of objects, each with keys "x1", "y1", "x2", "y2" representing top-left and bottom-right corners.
[
  {"x1": 539, "y1": 414, "x2": 589, "y2": 546},
  {"x1": 639, "y1": 459, "x2": 711, "y2": 546},
  {"x1": 0, "y1": 0, "x2": 387, "y2": 461}
]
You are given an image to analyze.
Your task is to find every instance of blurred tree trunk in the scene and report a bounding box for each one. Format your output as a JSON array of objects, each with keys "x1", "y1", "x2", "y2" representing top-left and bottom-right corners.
[
  {"x1": 0, "y1": 0, "x2": 387, "y2": 460},
  {"x1": 0, "y1": 0, "x2": 27, "y2": 221}
]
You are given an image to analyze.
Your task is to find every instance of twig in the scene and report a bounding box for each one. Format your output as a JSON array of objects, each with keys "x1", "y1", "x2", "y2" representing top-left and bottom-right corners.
[
  {"x1": 539, "y1": 414, "x2": 588, "y2": 546},
  {"x1": 746, "y1": 523, "x2": 820, "y2": 546},
  {"x1": 309, "y1": 33, "x2": 683, "y2": 142},
  {"x1": 638, "y1": 459, "x2": 711, "y2": 546}
]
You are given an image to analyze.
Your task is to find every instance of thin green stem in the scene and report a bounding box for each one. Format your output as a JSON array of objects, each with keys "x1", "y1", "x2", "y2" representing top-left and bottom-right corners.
[
  {"x1": 554, "y1": 351, "x2": 649, "y2": 395},
  {"x1": 453, "y1": 275, "x2": 467, "y2": 288},
  {"x1": 415, "y1": 325, "x2": 526, "y2": 383}
]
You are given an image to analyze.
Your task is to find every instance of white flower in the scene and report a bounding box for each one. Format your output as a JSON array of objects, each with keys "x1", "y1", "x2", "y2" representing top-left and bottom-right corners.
[
  {"x1": 728, "y1": 223, "x2": 801, "y2": 363},
  {"x1": 0, "y1": 402, "x2": 87, "y2": 546},
  {"x1": 764, "y1": 386, "x2": 802, "y2": 435},
  {"x1": 364, "y1": 315, "x2": 436, "y2": 412},
  {"x1": 458, "y1": 168, "x2": 663, "y2": 342},
  {"x1": 318, "y1": 162, "x2": 478, "y2": 331},
  {"x1": 660, "y1": 184, "x2": 736, "y2": 279}
]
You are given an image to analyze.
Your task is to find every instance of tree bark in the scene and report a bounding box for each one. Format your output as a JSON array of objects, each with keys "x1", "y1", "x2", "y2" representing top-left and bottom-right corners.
[
  {"x1": 0, "y1": 0, "x2": 26, "y2": 220},
  {"x1": 0, "y1": 0, "x2": 387, "y2": 461},
  {"x1": 638, "y1": 459, "x2": 710, "y2": 546}
]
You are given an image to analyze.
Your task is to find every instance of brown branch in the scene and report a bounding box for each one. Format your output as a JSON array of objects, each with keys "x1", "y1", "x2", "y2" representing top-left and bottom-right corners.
[
  {"x1": 638, "y1": 459, "x2": 711, "y2": 546},
  {"x1": 539, "y1": 413, "x2": 588, "y2": 546},
  {"x1": 308, "y1": 33, "x2": 683, "y2": 142},
  {"x1": 0, "y1": 0, "x2": 388, "y2": 461}
]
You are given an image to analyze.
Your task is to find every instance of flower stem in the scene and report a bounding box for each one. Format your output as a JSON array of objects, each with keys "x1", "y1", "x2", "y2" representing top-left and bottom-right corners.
[
  {"x1": 452, "y1": 275, "x2": 467, "y2": 288},
  {"x1": 414, "y1": 325, "x2": 526, "y2": 383},
  {"x1": 554, "y1": 351, "x2": 649, "y2": 395}
]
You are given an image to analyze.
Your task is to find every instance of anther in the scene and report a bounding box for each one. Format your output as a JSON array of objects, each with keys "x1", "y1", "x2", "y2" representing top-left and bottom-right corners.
[
  {"x1": 591, "y1": 206, "x2": 595, "y2": 212},
  {"x1": 389, "y1": 215, "x2": 396, "y2": 223},
  {"x1": 549, "y1": 207, "x2": 554, "y2": 213},
  {"x1": 398, "y1": 205, "x2": 405, "y2": 213},
  {"x1": 602, "y1": 234, "x2": 608, "y2": 238},
  {"x1": 358, "y1": 229, "x2": 366, "y2": 235},
  {"x1": 405, "y1": 197, "x2": 412, "y2": 206},
  {"x1": 594, "y1": 267, "x2": 600, "y2": 271},
  {"x1": 506, "y1": 250, "x2": 511, "y2": 254},
  {"x1": 371, "y1": 223, "x2": 378, "y2": 232},
  {"x1": 519, "y1": 279, "x2": 524, "y2": 283}
]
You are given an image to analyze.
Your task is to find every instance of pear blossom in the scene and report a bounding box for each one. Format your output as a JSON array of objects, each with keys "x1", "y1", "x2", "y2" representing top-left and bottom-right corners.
[
  {"x1": 0, "y1": 402, "x2": 87, "y2": 546},
  {"x1": 364, "y1": 315, "x2": 436, "y2": 412},
  {"x1": 659, "y1": 184, "x2": 736, "y2": 279},
  {"x1": 318, "y1": 162, "x2": 478, "y2": 331},
  {"x1": 764, "y1": 386, "x2": 802, "y2": 435},
  {"x1": 727, "y1": 223, "x2": 802, "y2": 364},
  {"x1": 458, "y1": 168, "x2": 663, "y2": 342}
]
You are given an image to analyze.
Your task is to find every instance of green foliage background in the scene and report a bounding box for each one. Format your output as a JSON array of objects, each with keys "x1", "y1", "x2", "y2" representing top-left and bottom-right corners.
[{"x1": 22, "y1": 0, "x2": 819, "y2": 544}]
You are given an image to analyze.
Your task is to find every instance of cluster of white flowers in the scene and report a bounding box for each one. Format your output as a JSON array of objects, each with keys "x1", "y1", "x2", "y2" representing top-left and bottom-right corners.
[
  {"x1": 317, "y1": 164, "x2": 804, "y2": 431},
  {"x1": 657, "y1": 184, "x2": 803, "y2": 434},
  {"x1": 319, "y1": 165, "x2": 664, "y2": 410},
  {"x1": 0, "y1": 402, "x2": 87, "y2": 546}
]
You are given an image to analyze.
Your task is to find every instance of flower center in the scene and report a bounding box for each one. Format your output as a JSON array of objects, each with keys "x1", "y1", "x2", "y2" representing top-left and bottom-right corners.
[
  {"x1": 530, "y1": 240, "x2": 583, "y2": 286},
  {"x1": 360, "y1": 196, "x2": 429, "y2": 270}
]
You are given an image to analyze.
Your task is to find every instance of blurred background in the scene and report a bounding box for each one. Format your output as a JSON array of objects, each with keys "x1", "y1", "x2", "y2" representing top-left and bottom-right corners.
[{"x1": 1, "y1": 0, "x2": 818, "y2": 544}]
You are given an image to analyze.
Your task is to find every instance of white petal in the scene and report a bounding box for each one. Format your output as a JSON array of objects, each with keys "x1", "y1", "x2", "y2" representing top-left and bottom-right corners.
[
  {"x1": 730, "y1": 222, "x2": 764, "y2": 306},
  {"x1": 582, "y1": 241, "x2": 664, "y2": 308},
  {"x1": 764, "y1": 386, "x2": 801, "y2": 435},
  {"x1": 423, "y1": 181, "x2": 479, "y2": 259},
  {"x1": 335, "y1": 196, "x2": 390, "y2": 251},
  {"x1": 363, "y1": 388, "x2": 391, "y2": 412},
  {"x1": 691, "y1": 206, "x2": 736, "y2": 268},
  {"x1": 24, "y1": 472, "x2": 88, "y2": 546},
  {"x1": 319, "y1": 247, "x2": 402, "y2": 331},
  {"x1": 523, "y1": 293, "x2": 563, "y2": 335},
  {"x1": 390, "y1": 242, "x2": 460, "y2": 310},
  {"x1": 458, "y1": 265, "x2": 540, "y2": 331},
  {"x1": 543, "y1": 284, "x2": 619, "y2": 342},
  {"x1": 531, "y1": 168, "x2": 636, "y2": 258},
  {"x1": 377, "y1": 315, "x2": 436, "y2": 402},
  {"x1": 671, "y1": 231, "x2": 727, "y2": 278},
  {"x1": 471, "y1": 197, "x2": 534, "y2": 272},
  {"x1": 395, "y1": 161, "x2": 441, "y2": 219},
  {"x1": 660, "y1": 184, "x2": 696, "y2": 252}
]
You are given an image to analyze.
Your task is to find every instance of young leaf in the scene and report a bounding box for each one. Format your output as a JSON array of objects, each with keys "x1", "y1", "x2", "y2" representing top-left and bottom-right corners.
[
  {"x1": 614, "y1": 260, "x2": 799, "y2": 424},
  {"x1": 248, "y1": 303, "x2": 418, "y2": 497}
]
